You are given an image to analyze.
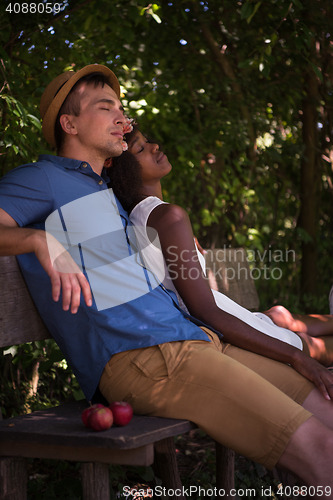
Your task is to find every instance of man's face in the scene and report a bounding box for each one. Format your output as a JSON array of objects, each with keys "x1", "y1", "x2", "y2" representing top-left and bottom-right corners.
[{"x1": 69, "y1": 82, "x2": 125, "y2": 161}]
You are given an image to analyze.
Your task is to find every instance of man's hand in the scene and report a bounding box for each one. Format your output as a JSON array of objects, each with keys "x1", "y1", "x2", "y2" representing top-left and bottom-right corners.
[
  {"x1": 291, "y1": 351, "x2": 333, "y2": 401},
  {"x1": 34, "y1": 230, "x2": 92, "y2": 314},
  {"x1": 0, "y1": 209, "x2": 92, "y2": 314}
]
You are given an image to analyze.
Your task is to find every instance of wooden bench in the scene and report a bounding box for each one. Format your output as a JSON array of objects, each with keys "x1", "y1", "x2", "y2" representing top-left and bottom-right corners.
[{"x1": 0, "y1": 250, "x2": 258, "y2": 499}]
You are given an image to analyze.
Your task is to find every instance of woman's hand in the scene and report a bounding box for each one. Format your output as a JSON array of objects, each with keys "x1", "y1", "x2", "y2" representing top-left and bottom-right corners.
[{"x1": 291, "y1": 350, "x2": 333, "y2": 401}]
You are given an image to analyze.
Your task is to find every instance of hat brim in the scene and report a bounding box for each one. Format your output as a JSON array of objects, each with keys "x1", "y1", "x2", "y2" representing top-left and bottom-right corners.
[{"x1": 42, "y1": 64, "x2": 120, "y2": 148}]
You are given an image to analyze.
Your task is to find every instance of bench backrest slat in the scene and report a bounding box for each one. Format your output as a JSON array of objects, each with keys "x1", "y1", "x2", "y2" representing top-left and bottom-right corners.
[
  {"x1": 0, "y1": 256, "x2": 50, "y2": 348},
  {"x1": 0, "y1": 248, "x2": 260, "y2": 349},
  {"x1": 205, "y1": 248, "x2": 259, "y2": 311}
]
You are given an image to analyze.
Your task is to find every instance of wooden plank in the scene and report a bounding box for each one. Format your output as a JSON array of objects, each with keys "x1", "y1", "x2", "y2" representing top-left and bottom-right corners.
[
  {"x1": 0, "y1": 441, "x2": 154, "y2": 466},
  {"x1": 205, "y1": 248, "x2": 260, "y2": 311},
  {"x1": 0, "y1": 457, "x2": 27, "y2": 500},
  {"x1": 0, "y1": 256, "x2": 50, "y2": 348},
  {"x1": 81, "y1": 463, "x2": 110, "y2": 500},
  {"x1": 215, "y1": 442, "x2": 235, "y2": 494},
  {"x1": 0, "y1": 400, "x2": 196, "y2": 450},
  {"x1": 153, "y1": 437, "x2": 184, "y2": 499}
]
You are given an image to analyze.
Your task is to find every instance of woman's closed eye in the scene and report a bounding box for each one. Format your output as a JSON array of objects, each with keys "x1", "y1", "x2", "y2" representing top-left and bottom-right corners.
[{"x1": 132, "y1": 141, "x2": 148, "y2": 155}]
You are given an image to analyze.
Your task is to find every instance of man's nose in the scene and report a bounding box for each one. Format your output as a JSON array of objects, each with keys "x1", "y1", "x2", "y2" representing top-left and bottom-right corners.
[
  {"x1": 115, "y1": 109, "x2": 125, "y2": 125},
  {"x1": 150, "y1": 143, "x2": 159, "y2": 152}
]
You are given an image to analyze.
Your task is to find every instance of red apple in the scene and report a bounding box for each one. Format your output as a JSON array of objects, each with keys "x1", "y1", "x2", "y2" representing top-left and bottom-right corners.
[
  {"x1": 88, "y1": 406, "x2": 113, "y2": 431},
  {"x1": 109, "y1": 401, "x2": 133, "y2": 426},
  {"x1": 81, "y1": 404, "x2": 105, "y2": 428}
]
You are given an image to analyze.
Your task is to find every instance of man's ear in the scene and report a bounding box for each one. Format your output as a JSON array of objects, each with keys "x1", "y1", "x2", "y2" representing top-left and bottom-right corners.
[{"x1": 59, "y1": 114, "x2": 78, "y2": 136}]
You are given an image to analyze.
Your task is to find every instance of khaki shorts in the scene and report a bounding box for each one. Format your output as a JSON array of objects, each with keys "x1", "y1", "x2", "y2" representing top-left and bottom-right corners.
[{"x1": 99, "y1": 328, "x2": 313, "y2": 469}]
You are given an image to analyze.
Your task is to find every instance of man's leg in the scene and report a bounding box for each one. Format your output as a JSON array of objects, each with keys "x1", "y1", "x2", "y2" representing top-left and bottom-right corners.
[
  {"x1": 100, "y1": 336, "x2": 310, "y2": 467},
  {"x1": 223, "y1": 339, "x2": 333, "y2": 428},
  {"x1": 99, "y1": 333, "x2": 333, "y2": 492},
  {"x1": 302, "y1": 387, "x2": 333, "y2": 429},
  {"x1": 223, "y1": 338, "x2": 333, "y2": 493},
  {"x1": 277, "y1": 416, "x2": 333, "y2": 491}
]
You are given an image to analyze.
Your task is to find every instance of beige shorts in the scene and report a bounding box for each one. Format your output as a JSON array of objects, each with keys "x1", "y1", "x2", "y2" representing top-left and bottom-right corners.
[{"x1": 99, "y1": 328, "x2": 313, "y2": 469}]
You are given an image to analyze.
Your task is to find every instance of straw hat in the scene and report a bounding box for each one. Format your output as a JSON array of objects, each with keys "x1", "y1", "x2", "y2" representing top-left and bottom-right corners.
[{"x1": 40, "y1": 64, "x2": 120, "y2": 148}]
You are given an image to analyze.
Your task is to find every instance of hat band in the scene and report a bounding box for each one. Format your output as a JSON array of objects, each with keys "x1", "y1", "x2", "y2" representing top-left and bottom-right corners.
[{"x1": 54, "y1": 79, "x2": 69, "y2": 99}]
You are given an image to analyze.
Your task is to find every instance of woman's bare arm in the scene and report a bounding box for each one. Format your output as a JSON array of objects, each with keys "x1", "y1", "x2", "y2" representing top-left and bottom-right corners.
[{"x1": 147, "y1": 203, "x2": 333, "y2": 400}]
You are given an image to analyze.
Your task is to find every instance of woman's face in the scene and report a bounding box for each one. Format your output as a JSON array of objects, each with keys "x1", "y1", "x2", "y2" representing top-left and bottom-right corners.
[{"x1": 127, "y1": 131, "x2": 172, "y2": 183}]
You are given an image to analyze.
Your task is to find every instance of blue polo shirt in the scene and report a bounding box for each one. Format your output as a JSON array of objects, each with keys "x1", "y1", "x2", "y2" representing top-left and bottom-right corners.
[{"x1": 0, "y1": 155, "x2": 213, "y2": 401}]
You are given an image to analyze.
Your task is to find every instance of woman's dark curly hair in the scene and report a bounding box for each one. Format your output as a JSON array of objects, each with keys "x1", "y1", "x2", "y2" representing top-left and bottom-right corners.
[{"x1": 107, "y1": 125, "x2": 143, "y2": 213}]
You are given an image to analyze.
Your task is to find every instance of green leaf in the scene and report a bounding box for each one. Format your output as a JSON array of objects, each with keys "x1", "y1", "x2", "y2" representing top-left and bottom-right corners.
[
  {"x1": 27, "y1": 114, "x2": 42, "y2": 130},
  {"x1": 234, "y1": 232, "x2": 247, "y2": 246},
  {"x1": 34, "y1": 340, "x2": 45, "y2": 350},
  {"x1": 294, "y1": 36, "x2": 304, "y2": 51},
  {"x1": 139, "y1": 466, "x2": 155, "y2": 482},
  {"x1": 246, "y1": 2, "x2": 262, "y2": 24},
  {"x1": 271, "y1": 33, "x2": 278, "y2": 45},
  {"x1": 238, "y1": 59, "x2": 253, "y2": 68},
  {"x1": 73, "y1": 389, "x2": 85, "y2": 401},
  {"x1": 309, "y1": 62, "x2": 323, "y2": 83},
  {"x1": 297, "y1": 228, "x2": 313, "y2": 243},
  {"x1": 83, "y1": 15, "x2": 93, "y2": 31},
  {"x1": 15, "y1": 100, "x2": 27, "y2": 120},
  {"x1": 207, "y1": 185, "x2": 215, "y2": 197},
  {"x1": 262, "y1": 63, "x2": 271, "y2": 78},
  {"x1": 292, "y1": 0, "x2": 304, "y2": 9},
  {"x1": 240, "y1": 2, "x2": 253, "y2": 20},
  {"x1": 39, "y1": 347, "x2": 65, "y2": 373}
]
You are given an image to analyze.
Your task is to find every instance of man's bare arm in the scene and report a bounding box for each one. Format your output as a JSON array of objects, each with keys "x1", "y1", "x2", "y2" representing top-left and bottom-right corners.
[{"x1": 0, "y1": 208, "x2": 92, "y2": 313}]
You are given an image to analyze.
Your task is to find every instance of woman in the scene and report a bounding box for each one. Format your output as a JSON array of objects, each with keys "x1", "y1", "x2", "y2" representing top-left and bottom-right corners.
[{"x1": 108, "y1": 124, "x2": 333, "y2": 368}]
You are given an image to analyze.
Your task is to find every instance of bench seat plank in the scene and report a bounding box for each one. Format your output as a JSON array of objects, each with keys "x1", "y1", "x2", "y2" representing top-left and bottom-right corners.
[
  {"x1": 0, "y1": 400, "x2": 195, "y2": 451},
  {"x1": 0, "y1": 441, "x2": 155, "y2": 466}
]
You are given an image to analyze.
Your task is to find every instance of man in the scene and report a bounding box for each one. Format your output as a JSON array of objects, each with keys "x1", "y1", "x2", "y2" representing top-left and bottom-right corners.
[{"x1": 0, "y1": 64, "x2": 333, "y2": 491}]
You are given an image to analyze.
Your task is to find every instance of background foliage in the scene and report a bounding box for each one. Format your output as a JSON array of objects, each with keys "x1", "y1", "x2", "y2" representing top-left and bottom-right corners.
[
  {"x1": 0, "y1": 0, "x2": 332, "y2": 377},
  {"x1": 1, "y1": 0, "x2": 333, "y2": 311},
  {"x1": 1, "y1": 0, "x2": 332, "y2": 495}
]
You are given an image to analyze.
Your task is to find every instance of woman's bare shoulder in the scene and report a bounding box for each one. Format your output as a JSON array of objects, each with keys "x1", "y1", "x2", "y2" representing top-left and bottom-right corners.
[{"x1": 148, "y1": 202, "x2": 189, "y2": 227}]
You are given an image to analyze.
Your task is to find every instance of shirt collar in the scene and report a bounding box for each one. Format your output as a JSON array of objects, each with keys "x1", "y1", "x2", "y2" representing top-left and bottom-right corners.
[
  {"x1": 38, "y1": 154, "x2": 110, "y2": 182},
  {"x1": 39, "y1": 154, "x2": 83, "y2": 170}
]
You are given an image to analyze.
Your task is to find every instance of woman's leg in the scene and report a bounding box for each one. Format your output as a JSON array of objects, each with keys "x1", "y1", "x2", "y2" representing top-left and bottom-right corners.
[
  {"x1": 263, "y1": 305, "x2": 333, "y2": 336},
  {"x1": 260, "y1": 305, "x2": 333, "y2": 365},
  {"x1": 297, "y1": 332, "x2": 333, "y2": 367}
]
